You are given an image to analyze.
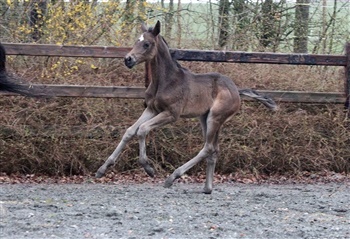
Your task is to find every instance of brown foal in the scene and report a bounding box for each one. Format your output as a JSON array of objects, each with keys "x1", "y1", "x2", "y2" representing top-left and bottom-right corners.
[{"x1": 96, "y1": 21, "x2": 277, "y2": 193}]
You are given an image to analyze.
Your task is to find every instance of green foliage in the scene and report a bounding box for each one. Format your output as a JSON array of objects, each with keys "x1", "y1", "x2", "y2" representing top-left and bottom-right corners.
[
  {"x1": 4, "y1": 1, "x2": 122, "y2": 45},
  {"x1": 1, "y1": 1, "x2": 349, "y2": 53}
]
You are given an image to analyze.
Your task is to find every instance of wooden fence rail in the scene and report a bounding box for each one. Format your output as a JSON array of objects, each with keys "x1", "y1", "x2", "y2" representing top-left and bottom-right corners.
[
  {"x1": 1, "y1": 43, "x2": 350, "y2": 109},
  {"x1": 3, "y1": 43, "x2": 347, "y2": 66},
  {"x1": 0, "y1": 84, "x2": 346, "y2": 104}
]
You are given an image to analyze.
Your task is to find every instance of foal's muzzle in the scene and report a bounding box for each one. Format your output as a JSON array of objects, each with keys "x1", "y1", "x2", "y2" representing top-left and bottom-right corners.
[{"x1": 124, "y1": 55, "x2": 136, "y2": 69}]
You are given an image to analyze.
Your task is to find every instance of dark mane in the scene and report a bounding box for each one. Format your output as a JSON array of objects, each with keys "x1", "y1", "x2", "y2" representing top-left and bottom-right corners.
[
  {"x1": 147, "y1": 27, "x2": 184, "y2": 70},
  {"x1": 159, "y1": 35, "x2": 185, "y2": 70}
]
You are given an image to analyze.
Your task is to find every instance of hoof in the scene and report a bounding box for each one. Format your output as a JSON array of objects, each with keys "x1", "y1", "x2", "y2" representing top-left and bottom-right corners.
[
  {"x1": 164, "y1": 172, "x2": 180, "y2": 188},
  {"x1": 95, "y1": 166, "x2": 106, "y2": 178},
  {"x1": 95, "y1": 171, "x2": 104, "y2": 178},
  {"x1": 144, "y1": 166, "x2": 155, "y2": 178},
  {"x1": 164, "y1": 175, "x2": 176, "y2": 188},
  {"x1": 164, "y1": 179, "x2": 173, "y2": 188},
  {"x1": 202, "y1": 187, "x2": 212, "y2": 194}
]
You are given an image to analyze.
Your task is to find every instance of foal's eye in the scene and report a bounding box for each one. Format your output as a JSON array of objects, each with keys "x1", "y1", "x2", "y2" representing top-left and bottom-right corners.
[{"x1": 143, "y1": 42, "x2": 150, "y2": 49}]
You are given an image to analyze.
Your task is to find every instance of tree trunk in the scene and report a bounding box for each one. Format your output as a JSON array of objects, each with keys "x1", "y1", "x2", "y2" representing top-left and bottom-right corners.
[
  {"x1": 218, "y1": 0, "x2": 230, "y2": 48},
  {"x1": 293, "y1": 0, "x2": 310, "y2": 53},
  {"x1": 328, "y1": 0, "x2": 337, "y2": 54},
  {"x1": 138, "y1": 0, "x2": 147, "y2": 23},
  {"x1": 232, "y1": 0, "x2": 248, "y2": 50},
  {"x1": 123, "y1": 0, "x2": 136, "y2": 40},
  {"x1": 29, "y1": 0, "x2": 47, "y2": 41},
  {"x1": 209, "y1": 0, "x2": 216, "y2": 49},
  {"x1": 259, "y1": 0, "x2": 275, "y2": 48},
  {"x1": 321, "y1": 0, "x2": 327, "y2": 53},
  {"x1": 164, "y1": 0, "x2": 174, "y2": 39},
  {"x1": 176, "y1": 0, "x2": 182, "y2": 47}
]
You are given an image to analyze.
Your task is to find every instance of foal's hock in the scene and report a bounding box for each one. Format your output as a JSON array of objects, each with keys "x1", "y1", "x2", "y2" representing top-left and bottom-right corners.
[{"x1": 96, "y1": 21, "x2": 277, "y2": 194}]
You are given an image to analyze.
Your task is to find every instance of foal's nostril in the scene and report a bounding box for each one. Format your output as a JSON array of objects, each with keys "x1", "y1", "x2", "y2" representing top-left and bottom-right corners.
[{"x1": 124, "y1": 55, "x2": 135, "y2": 69}]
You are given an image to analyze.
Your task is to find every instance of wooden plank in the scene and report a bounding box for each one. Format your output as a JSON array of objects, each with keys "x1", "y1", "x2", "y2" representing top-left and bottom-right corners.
[
  {"x1": 0, "y1": 84, "x2": 346, "y2": 103},
  {"x1": 256, "y1": 90, "x2": 346, "y2": 104},
  {"x1": 3, "y1": 43, "x2": 131, "y2": 58},
  {"x1": 171, "y1": 49, "x2": 347, "y2": 66},
  {"x1": 2, "y1": 43, "x2": 346, "y2": 66},
  {"x1": 0, "y1": 84, "x2": 145, "y2": 98}
]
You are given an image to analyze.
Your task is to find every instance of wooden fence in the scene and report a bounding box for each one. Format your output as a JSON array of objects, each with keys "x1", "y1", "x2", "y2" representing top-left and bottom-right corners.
[{"x1": 1, "y1": 43, "x2": 350, "y2": 111}]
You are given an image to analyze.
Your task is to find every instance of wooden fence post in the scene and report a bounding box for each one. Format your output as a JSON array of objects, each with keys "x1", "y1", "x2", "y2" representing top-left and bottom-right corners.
[{"x1": 345, "y1": 43, "x2": 350, "y2": 116}]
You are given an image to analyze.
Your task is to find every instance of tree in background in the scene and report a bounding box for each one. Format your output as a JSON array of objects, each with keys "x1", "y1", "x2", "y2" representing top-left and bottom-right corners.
[
  {"x1": 1, "y1": 0, "x2": 349, "y2": 54},
  {"x1": 138, "y1": 0, "x2": 147, "y2": 23},
  {"x1": 218, "y1": 0, "x2": 230, "y2": 48},
  {"x1": 29, "y1": 1, "x2": 46, "y2": 41},
  {"x1": 259, "y1": 0, "x2": 277, "y2": 48},
  {"x1": 294, "y1": 0, "x2": 310, "y2": 53},
  {"x1": 161, "y1": 0, "x2": 174, "y2": 39},
  {"x1": 312, "y1": 0, "x2": 348, "y2": 54},
  {"x1": 232, "y1": 0, "x2": 250, "y2": 50},
  {"x1": 176, "y1": 0, "x2": 182, "y2": 47},
  {"x1": 256, "y1": 0, "x2": 295, "y2": 52},
  {"x1": 122, "y1": 0, "x2": 136, "y2": 38},
  {"x1": 218, "y1": 0, "x2": 294, "y2": 52}
]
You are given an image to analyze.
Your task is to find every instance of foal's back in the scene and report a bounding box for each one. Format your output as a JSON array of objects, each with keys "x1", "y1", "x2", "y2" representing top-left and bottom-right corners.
[{"x1": 179, "y1": 69, "x2": 241, "y2": 119}]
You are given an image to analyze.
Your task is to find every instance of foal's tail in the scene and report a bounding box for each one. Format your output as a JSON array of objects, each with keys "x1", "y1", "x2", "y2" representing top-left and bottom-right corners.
[
  {"x1": 0, "y1": 73, "x2": 33, "y2": 96},
  {"x1": 0, "y1": 43, "x2": 33, "y2": 96},
  {"x1": 239, "y1": 89, "x2": 278, "y2": 111}
]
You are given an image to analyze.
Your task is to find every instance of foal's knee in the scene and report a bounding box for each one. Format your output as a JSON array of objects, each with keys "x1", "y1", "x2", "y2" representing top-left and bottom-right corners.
[
  {"x1": 206, "y1": 152, "x2": 218, "y2": 165},
  {"x1": 205, "y1": 146, "x2": 219, "y2": 166},
  {"x1": 203, "y1": 144, "x2": 216, "y2": 155},
  {"x1": 136, "y1": 124, "x2": 148, "y2": 139},
  {"x1": 124, "y1": 126, "x2": 137, "y2": 140}
]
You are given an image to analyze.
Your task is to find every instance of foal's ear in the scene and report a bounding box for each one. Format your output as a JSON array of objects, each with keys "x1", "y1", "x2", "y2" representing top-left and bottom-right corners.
[
  {"x1": 141, "y1": 22, "x2": 148, "y2": 32},
  {"x1": 152, "y1": 21, "x2": 161, "y2": 36}
]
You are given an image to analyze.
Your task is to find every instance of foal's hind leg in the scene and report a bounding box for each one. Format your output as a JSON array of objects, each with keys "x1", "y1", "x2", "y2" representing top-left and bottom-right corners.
[
  {"x1": 203, "y1": 131, "x2": 220, "y2": 194},
  {"x1": 199, "y1": 114, "x2": 219, "y2": 193},
  {"x1": 164, "y1": 116, "x2": 221, "y2": 193},
  {"x1": 95, "y1": 108, "x2": 156, "y2": 178},
  {"x1": 164, "y1": 142, "x2": 216, "y2": 189}
]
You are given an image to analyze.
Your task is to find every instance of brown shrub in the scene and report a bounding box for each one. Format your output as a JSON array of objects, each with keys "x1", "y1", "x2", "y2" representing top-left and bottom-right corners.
[{"x1": 0, "y1": 60, "x2": 349, "y2": 176}]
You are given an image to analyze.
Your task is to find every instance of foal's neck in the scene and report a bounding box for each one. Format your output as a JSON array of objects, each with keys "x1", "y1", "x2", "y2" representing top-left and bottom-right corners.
[{"x1": 146, "y1": 36, "x2": 179, "y2": 88}]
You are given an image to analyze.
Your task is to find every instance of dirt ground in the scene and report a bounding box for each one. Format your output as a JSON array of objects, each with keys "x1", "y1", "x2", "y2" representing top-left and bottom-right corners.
[{"x1": 0, "y1": 181, "x2": 349, "y2": 239}]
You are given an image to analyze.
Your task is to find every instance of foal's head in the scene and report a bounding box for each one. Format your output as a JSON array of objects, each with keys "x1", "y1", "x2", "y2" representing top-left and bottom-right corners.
[{"x1": 124, "y1": 21, "x2": 161, "y2": 69}]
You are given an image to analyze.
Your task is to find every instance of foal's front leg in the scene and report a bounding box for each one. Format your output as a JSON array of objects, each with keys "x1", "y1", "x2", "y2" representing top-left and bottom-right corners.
[
  {"x1": 136, "y1": 111, "x2": 177, "y2": 177},
  {"x1": 95, "y1": 108, "x2": 156, "y2": 178}
]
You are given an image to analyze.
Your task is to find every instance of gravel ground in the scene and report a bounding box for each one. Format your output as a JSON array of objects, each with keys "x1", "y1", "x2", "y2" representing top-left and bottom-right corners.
[{"x1": 0, "y1": 182, "x2": 349, "y2": 239}]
